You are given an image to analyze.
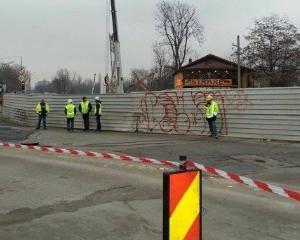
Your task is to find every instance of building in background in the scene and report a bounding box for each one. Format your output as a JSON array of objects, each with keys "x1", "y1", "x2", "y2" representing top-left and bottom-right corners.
[{"x1": 174, "y1": 54, "x2": 252, "y2": 89}]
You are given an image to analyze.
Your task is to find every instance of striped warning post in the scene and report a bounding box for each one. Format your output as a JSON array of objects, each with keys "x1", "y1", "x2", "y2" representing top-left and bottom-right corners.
[{"x1": 163, "y1": 170, "x2": 202, "y2": 240}]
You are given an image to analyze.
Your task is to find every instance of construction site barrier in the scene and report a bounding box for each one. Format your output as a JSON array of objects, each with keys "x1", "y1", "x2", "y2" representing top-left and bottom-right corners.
[{"x1": 2, "y1": 87, "x2": 300, "y2": 141}]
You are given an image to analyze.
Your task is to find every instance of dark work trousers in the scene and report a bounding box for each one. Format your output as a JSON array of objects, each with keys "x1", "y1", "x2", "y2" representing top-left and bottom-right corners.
[
  {"x1": 37, "y1": 115, "x2": 47, "y2": 129},
  {"x1": 67, "y1": 118, "x2": 74, "y2": 131},
  {"x1": 96, "y1": 115, "x2": 101, "y2": 131},
  {"x1": 206, "y1": 116, "x2": 217, "y2": 136},
  {"x1": 82, "y1": 114, "x2": 90, "y2": 130}
]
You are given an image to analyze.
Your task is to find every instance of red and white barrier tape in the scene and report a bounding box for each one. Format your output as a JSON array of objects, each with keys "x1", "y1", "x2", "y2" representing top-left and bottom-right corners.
[{"x1": 0, "y1": 142, "x2": 299, "y2": 202}]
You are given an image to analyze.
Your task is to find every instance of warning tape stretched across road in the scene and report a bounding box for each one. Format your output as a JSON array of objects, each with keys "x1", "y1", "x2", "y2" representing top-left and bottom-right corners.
[{"x1": 0, "y1": 142, "x2": 299, "y2": 202}]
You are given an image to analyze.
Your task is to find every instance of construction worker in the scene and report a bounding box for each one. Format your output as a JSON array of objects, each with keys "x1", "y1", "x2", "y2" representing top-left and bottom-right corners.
[
  {"x1": 36, "y1": 99, "x2": 50, "y2": 130},
  {"x1": 94, "y1": 96, "x2": 102, "y2": 132},
  {"x1": 79, "y1": 96, "x2": 92, "y2": 131},
  {"x1": 65, "y1": 99, "x2": 76, "y2": 132},
  {"x1": 204, "y1": 95, "x2": 220, "y2": 138}
]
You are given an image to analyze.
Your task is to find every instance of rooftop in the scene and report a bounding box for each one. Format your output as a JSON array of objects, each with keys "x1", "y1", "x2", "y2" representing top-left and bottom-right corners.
[{"x1": 178, "y1": 54, "x2": 252, "y2": 72}]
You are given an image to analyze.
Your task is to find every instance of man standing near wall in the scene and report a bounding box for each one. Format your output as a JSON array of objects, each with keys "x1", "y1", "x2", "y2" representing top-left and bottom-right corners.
[
  {"x1": 36, "y1": 99, "x2": 50, "y2": 130},
  {"x1": 94, "y1": 96, "x2": 102, "y2": 132},
  {"x1": 204, "y1": 95, "x2": 220, "y2": 138},
  {"x1": 79, "y1": 96, "x2": 92, "y2": 131},
  {"x1": 65, "y1": 99, "x2": 76, "y2": 132}
]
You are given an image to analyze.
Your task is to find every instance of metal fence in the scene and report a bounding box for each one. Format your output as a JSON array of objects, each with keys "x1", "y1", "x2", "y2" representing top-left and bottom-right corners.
[{"x1": 2, "y1": 87, "x2": 300, "y2": 141}]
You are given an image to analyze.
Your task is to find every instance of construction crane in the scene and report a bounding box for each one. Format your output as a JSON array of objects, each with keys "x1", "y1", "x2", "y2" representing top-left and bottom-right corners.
[{"x1": 105, "y1": 0, "x2": 124, "y2": 94}]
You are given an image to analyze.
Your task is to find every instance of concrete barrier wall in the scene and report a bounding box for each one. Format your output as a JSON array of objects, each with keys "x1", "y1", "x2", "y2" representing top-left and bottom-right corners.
[{"x1": 2, "y1": 87, "x2": 300, "y2": 141}]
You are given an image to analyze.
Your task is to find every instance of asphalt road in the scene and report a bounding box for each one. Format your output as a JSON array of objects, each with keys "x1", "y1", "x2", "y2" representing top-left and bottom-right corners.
[
  {"x1": 0, "y1": 124, "x2": 299, "y2": 239},
  {"x1": 25, "y1": 128, "x2": 300, "y2": 189},
  {"x1": 0, "y1": 148, "x2": 299, "y2": 240},
  {"x1": 0, "y1": 119, "x2": 32, "y2": 142}
]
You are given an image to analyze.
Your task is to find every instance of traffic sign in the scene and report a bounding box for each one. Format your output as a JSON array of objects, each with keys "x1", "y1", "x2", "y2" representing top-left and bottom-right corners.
[
  {"x1": 18, "y1": 75, "x2": 25, "y2": 82},
  {"x1": 19, "y1": 67, "x2": 25, "y2": 75}
]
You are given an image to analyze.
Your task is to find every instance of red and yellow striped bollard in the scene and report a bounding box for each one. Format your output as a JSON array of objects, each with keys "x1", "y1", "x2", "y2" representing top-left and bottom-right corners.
[{"x1": 163, "y1": 168, "x2": 202, "y2": 240}]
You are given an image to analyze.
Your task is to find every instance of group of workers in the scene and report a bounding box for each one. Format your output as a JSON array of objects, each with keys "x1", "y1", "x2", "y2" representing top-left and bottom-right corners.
[
  {"x1": 36, "y1": 94, "x2": 220, "y2": 138},
  {"x1": 35, "y1": 96, "x2": 102, "y2": 132}
]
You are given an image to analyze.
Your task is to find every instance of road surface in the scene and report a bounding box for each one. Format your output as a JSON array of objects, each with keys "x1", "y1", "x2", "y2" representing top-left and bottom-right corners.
[{"x1": 0, "y1": 124, "x2": 299, "y2": 239}]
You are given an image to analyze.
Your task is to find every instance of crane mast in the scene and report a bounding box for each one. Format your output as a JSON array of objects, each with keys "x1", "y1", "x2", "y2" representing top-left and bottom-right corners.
[
  {"x1": 109, "y1": 0, "x2": 124, "y2": 94},
  {"x1": 111, "y1": 0, "x2": 119, "y2": 42}
]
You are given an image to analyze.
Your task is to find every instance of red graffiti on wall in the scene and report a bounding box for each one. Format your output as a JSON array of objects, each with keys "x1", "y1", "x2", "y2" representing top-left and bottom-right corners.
[
  {"x1": 138, "y1": 89, "x2": 252, "y2": 135},
  {"x1": 225, "y1": 88, "x2": 253, "y2": 111},
  {"x1": 190, "y1": 91, "x2": 227, "y2": 134}
]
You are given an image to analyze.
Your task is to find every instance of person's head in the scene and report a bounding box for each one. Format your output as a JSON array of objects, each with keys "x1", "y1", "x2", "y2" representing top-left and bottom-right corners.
[
  {"x1": 206, "y1": 95, "x2": 213, "y2": 103},
  {"x1": 82, "y1": 96, "x2": 87, "y2": 102},
  {"x1": 95, "y1": 96, "x2": 100, "y2": 102},
  {"x1": 68, "y1": 99, "x2": 73, "y2": 104},
  {"x1": 41, "y1": 99, "x2": 45, "y2": 104}
]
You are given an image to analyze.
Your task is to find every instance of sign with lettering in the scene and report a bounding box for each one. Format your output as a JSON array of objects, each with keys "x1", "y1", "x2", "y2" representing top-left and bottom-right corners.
[
  {"x1": 175, "y1": 79, "x2": 183, "y2": 89},
  {"x1": 184, "y1": 79, "x2": 232, "y2": 87}
]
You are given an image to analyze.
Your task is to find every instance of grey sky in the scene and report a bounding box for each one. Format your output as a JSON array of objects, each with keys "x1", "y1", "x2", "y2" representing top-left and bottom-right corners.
[{"x1": 1, "y1": 0, "x2": 300, "y2": 85}]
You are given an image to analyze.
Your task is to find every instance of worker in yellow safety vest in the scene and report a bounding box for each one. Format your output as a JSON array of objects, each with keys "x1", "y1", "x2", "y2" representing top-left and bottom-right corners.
[
  {"x1": 35, "y1": 99, "x2": 50, "y2": 130},
  {"x1": 65, "y1": 99, "x2": 76, "y2": 132},
  {"x1": 204, "y1": 95, "x2": 220, "y2": 138},
  {"x1": 78, "y1": 96, "x2": 92, "y2": 131},
  {"x1": 94, "y1": 96, "x2": 102, "y2": 132}
]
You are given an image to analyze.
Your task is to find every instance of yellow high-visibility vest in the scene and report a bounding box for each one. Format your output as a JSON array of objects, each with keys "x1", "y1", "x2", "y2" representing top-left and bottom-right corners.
[
  {"x1": 80, "y1": 101, "x2": 90, "y2": 114},
  {"x1": 65, "y1": 104, "x2": 75, "y2": 118},
  {"x1": 36, "y1": 103, "x2": 49, "y2": 114},
  {"x1": 94, "y1": 103, "x2": 102, "y2": 115},
  {"x1": 204, "y1": 101, "x2": 220, "y2": 118}
]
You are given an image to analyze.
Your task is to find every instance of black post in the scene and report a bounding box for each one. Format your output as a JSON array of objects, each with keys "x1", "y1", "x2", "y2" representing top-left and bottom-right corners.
[
  {"x1": 111, "y1": 0, "x2": 119, "y2": 42},
  {"x1": 179, "y1": 155, "x2": 187, "y2": 170}
]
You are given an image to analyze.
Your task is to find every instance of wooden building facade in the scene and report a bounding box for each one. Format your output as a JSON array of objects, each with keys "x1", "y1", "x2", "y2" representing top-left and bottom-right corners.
[{"x1": 174, "y1": 54, "x2": 252, "y2": 89}]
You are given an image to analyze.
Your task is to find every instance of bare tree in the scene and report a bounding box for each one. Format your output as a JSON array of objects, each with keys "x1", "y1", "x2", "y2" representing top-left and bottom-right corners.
[
  {"x1": 152, "y1": 42, "x2": 172, "y2": 89},
  {"x1": 155, "y1": 0, "x2": 204, "y2": 71},
  {"x1": 243, "y1": 14, "x2": 300, "y2": 87},
  {"x1": 54, "y1": 69, "x2": 71, "y2": 94},
  {"x1": 130, "y1": 69, "x2": 152, "y2": 91},
  {"x1": 34, "y1": 79, "x2": 52, "y2": 93},
  {"x1": 34, "y1": 69, "x2": 100, "y2": 94},
  {"x1": 0, "y1": 63, "x2": 25, "y2": 92}
]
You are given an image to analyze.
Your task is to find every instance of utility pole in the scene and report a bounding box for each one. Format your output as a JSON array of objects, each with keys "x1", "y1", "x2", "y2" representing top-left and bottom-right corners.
[
  {"x1": 92, "y1": 73, "x2": 96, "y2": 95},
  {"x1": 98, "y1": 74, "x2": 101, "y2": 94},
  {"x1": 237, "y1": 35, "x2": 241, "y2": 88}
]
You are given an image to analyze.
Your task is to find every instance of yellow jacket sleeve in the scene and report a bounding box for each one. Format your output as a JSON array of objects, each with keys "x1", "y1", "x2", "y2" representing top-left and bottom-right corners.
[
  {"x1": 46, "y1": 104, "x2": 50, "y2": 113},
  {"x1": 36, "y1": 104, "x2": 40, "y2": 114}
]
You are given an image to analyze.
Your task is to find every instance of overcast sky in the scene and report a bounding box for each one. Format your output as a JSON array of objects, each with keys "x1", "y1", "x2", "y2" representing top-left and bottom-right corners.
[{"x1": 1, "y1": 0, "x2": 300, "y2": 85}]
